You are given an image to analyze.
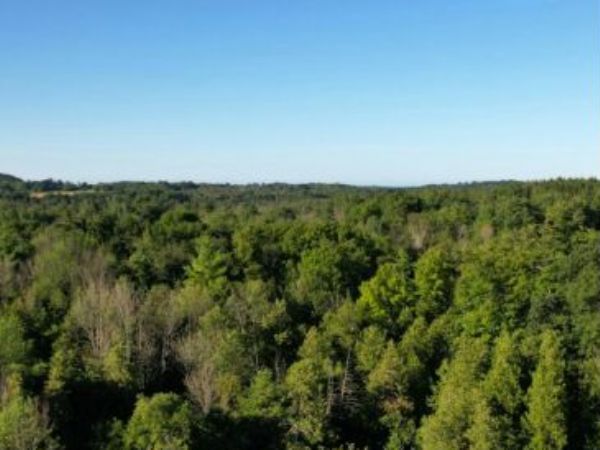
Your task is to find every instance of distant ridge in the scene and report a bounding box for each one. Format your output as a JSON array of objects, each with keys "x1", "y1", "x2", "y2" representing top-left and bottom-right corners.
[{"x1": 0, "y1": 173, "x2": 23, "y2": 183}]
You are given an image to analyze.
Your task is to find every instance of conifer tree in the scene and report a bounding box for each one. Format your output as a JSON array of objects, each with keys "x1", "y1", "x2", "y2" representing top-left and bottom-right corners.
[
  {"x1": 468, "y1": 332, "x2": 525, "y2": 449},
  {"x1": 418, "y1": 337, "x2": 488, "y2": 450},
  {"x1": 525, "y1": 330, "x2": 567, "y2": 450}
]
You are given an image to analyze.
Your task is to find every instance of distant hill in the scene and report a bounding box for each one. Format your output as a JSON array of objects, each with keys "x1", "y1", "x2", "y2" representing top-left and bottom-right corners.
[{"x1": 0, "y1": 173, "x2": 23, "y2": 183}]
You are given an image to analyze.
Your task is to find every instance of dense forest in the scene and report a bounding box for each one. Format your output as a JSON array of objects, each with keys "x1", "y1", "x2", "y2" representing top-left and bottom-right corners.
[{"x1": 1, "y1": 174, "x2": 600, "y2": 449}]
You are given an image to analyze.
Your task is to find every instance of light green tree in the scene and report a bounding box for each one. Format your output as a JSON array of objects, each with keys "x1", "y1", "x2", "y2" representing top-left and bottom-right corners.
[
  {"x1": 355, "y1": 325, "x2": 387, "y2": 374},
  {"x1": 0, "y1": 311, "x2": 30, "y2": 378},
  {"x1": 0, "y1": 375, "x2": 57, "y2": 450},
  {"x1": 293, "y1": 241, "x2": 345, "y2": 315},
  {"x1": 124, "y1": 393, "x2": 193, "y2": 450},
  {"x1": 186, "y1": 235, "x2": 231, "y2": 299},
  {"x1": 414, "y1": 246, "x2": 455, "y2": 320},
  {"x1": 525, "y1": 330, "x2": 567, "y2": 450},
  {"x1": 418, "y1": 337, "x2": 488, "y2": 450},
  {"x1": 285, "y1": 328, "x2": 337, "y2": 446},
  {"x1": 357, "y1": 251, "x2": 414, "y2": 332},
  {"x1": 237, "y1": 368, "x2": 285, "y2": 420},
  {"x1": 467, "y1": 332, "x2": 525, "y2": 450}
]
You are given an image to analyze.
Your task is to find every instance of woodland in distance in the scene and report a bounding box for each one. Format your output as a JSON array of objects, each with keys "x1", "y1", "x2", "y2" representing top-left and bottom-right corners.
[{"x1": 1, "y1": 173, "x2": 600, "y2": 449}]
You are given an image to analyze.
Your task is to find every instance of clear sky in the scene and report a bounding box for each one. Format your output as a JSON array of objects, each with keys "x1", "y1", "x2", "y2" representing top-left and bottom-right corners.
[{"x1": 0, "y1": 0, "x2": 598, "y2": 185}]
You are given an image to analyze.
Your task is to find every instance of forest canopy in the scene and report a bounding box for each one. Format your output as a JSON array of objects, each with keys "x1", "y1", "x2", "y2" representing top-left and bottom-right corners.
[{"x1": 0, "y1": 176, "x2": 599, "y2": 449}]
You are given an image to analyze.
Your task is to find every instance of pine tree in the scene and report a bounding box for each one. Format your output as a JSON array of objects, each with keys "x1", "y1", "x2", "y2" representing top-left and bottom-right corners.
[
  {"x1": 525, "y1": 330, "x2": 567, "y2": 450},
  {"x1": 418, "y1": 337, "x2": 488, "y2": 450},
  {"x1": 467, "y1": 332, "x2": 525, "y2": 450}
]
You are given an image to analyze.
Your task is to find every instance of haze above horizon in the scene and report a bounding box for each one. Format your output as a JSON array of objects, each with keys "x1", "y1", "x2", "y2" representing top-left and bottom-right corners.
[{"x1": 1, "y1": 0, "x2": 598, "y2": 185}]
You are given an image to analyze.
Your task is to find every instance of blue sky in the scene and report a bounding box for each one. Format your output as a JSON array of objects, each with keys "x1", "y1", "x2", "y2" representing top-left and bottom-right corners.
[{"x1": 0, "y1": 0, "x2": 598, "y2": 185}]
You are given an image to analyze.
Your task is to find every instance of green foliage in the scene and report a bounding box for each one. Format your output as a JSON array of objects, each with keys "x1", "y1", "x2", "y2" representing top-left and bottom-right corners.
[
  {"x1": 237, "y1": 369, "x2": 285, "y2": 420},
  {"x1": 177, "y1": 306, "x2": 248, "y2": 414},
  {"x1": 525, "y1": 330, "x2": 567, "y2": 450},
  {"x1": 186, "y1": 235, "x2": 232, "y2": 299},
  {"x1": 45, "y1": 325, "x2": 86, "y2": 394},
  {"x1": 285, "y1": 328, "x2": 332, "y2": 446},
  {"x1": 0, "y1": 376, "x2": 57, "y2": 449},
  {"x1": 467, "y1": 332, "x2": 525, "y2": 449},
  {"x1": 414, "y1": 246, "x2": 455, "y2": 320},
  {"x1": 24, "y1": 228, "x2": 97, "y2": 347},
  {"x1": 0, "y1": 311, "x2": 31, "y2": 378},
  {"x1": 418, "y1": 337, "x2": 489, "y2": 450},
  {"x1": 2, "y1": 178, "x2": 600, "y2": 448},
  {"x1": 293, "y1": 241, "x2": 347, "y2": 315},
  {"x1": 124, "y1": 393, "x2": 194, "y2": 450},
  {"x1": 357, "y1": 251, "x2": 414, "y2": 332},
  {"x1": 0, "y1": 210, "x2": 33, "y2": 262},
  {"x1": 355, "y1": 326, "x2": 387, "y2": 373}
]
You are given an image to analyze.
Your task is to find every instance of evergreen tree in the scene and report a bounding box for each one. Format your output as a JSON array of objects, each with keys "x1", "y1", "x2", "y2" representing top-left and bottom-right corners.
[
  {"x1": 418, "y1": 337, "x2": 488, "y2": 450},
  {"x1": 525, "y1": 330, "x2": 568, "y2": 450},
  {"x1": 468, "y1": 332, "x2": 525, "y2": 449}
]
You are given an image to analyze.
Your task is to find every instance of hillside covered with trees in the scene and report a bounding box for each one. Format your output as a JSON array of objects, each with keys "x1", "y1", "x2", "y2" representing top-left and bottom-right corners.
[{"x1": 1, "y1": 177, "x2": 600, "y2": 449}]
